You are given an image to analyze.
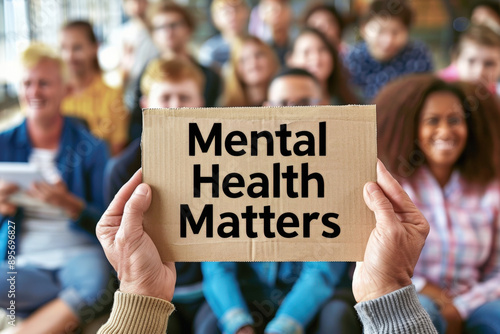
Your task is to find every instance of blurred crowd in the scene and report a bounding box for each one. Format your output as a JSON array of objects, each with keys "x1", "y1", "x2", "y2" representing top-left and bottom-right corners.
[{"x1": 1, "y1": 0, "x2": 500, "y2": 333}]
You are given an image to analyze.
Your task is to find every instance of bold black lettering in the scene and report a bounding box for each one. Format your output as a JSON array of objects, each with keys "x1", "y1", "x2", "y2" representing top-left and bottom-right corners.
[
  {"x1": 282, "y1": 165, "x2": 298, "y2": 198},
  {"x1": 241, "y1": 206, "x2": 258, "y2": 238},
  {"x1": 248, "y1": 173, "x2": 269, "y2": 198},
  {"x1": 301, "y1": 163, "x2": 325, "y2": 198},
  {"x1": 319, "y1": 122, "x2": 326, "y2": 156},
  {"x1": 303, "y1": 212, "x2": 319, "y2": 238},
  {"x1": 223, "y1": 173, "x2": 245, "y2": 198},
  {"x1": 180, "y1": 204, "x2": 213, "y2": 237},
  {"x1": 218, "y1": 212, "x2": 240, "y2": 238},
  {"x1": 294, "y1": 131, "x2": 315, "y2": 156},
  {"x1": 251, "y1": 130, "x2": 274, "y2": 156},
  {"x1": 193, "y1": 164, "x2": 219, "y2": 198},
  {"x1": 225, "y1": 131, "x2": 247, "y2": 156},
  {"x1": 273, "y1": 163, "x2": 280, "y2": 198},
  {"x1": 260, "y1": 205, "x2": 276, "y2": 238},
  {"x1": 277, "y1": 212, "x2": 299, "y2": 238},
  {"x1": 189, "y1": 123, "x2": 222, "y2": 156},
  {"x1": 275, "y1": 124, "x2": 292, "y2": 156},
  {"x1": 322, "y1": 213, "x2": 341, "y2": 238}
]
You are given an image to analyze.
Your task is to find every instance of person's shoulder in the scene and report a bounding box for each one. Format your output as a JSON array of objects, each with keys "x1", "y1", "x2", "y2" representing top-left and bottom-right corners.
[
  {"x1": 405, "y1": 40, "x2": 431, "y2": 55},
  {"x1": 64, "y1": 117, "x2": 107, "y2": 151},
  {"x1": 346, "y1": 42, "x2": 368, "y2": 58},
  {"x1": 0, "y1": 120, "x2": 25, "y2": 143}
]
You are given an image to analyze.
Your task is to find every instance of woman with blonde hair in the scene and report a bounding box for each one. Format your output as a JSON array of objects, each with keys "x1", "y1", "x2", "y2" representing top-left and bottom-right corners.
[{"x1": 223, "y1": 35, "x2": 279, "y2": 107}]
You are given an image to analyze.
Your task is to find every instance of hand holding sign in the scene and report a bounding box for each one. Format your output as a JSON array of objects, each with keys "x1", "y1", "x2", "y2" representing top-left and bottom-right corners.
[
  {"x1": 353, "y1": 160, "x2": 430, "y2": 303},
  {"x1": 96, "y1": 169, "x2": 176, "y2": 302}
]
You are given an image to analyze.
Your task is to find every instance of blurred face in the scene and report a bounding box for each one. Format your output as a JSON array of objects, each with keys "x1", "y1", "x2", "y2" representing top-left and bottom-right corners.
[
  {"x1": 306, "y1": 10, "x2": 341, "y2": 47},
  {"x1": 288, "y1": 33, "x2": 334, "y2": 84},
  {"x1": 59, "y1": 28, "x2": 98, "y2": 76},
  {"x1": 418, "y1": 91, "x2": 468, "y2": 173},
  {"x1": 362, "y1": 17, "x2": 409, "y2": 61},
  {"x1": 213, "y1": 3, "x2": 249, "y2": 36},
  {"x1": 455, "y1": 40, "x2": 500, "y2": 86},
  {"x1": 237, "y1": 42, "x2": 275, "y2": 86},
  {"x1": 266, "y1": 75, "x2": 321, "y2": 106},
  {"x1": 124, "y1": 0, "x2": 148, "y2": 19},
  {"x1": 471, "y1": 6, "x2": 500, "y2": 31},
  {"x1": 19, "y1": 59, "x2": 66, "y2": 122},
  {"x1": 151, "y1": 12, "x2": 191, "y2": 53},
  {"x1": 259, "y1": 0, "x2": 292, "y2": 29},
  {"x1": 144, "y1": 79, "x2": 203, "y2": 108}
]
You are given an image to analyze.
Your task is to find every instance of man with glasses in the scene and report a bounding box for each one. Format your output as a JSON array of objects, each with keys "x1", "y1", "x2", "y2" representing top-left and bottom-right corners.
[{"x1": 128, "y1": 1, "x2": 222, "y2": 141}]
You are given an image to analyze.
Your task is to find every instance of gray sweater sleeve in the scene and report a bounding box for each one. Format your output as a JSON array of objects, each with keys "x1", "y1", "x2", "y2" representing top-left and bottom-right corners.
[{"x1": 355, "y1": 285, "x2": 438, "y2": 334}]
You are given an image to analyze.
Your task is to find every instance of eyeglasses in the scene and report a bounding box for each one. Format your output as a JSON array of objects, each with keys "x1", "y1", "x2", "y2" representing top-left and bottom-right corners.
[
  {"x1": 267, "y1": 98, "x2": 321, "y2": 106},
  {"x1": 153, "y1": 21, "x2": 186, "y2": 31}
]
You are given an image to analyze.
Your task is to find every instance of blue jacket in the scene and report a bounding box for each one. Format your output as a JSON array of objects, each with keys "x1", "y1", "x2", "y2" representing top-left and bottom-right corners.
[
  {"x1": 202, "y1": 261, "x2": 349, "y2": 334},
  {"x1": 0, "y1": 117, "x2": 109, "y2": 260}
]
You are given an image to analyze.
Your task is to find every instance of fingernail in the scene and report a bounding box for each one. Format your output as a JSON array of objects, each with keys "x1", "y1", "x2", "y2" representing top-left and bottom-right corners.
[{"x1": 135, "y1": 184, "x2": 148, "y2": 196}]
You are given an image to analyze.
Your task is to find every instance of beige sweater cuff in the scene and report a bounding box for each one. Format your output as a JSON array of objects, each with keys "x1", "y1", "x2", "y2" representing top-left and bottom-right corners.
[{"x1": 98, "y1": 291, "x2": 175, "y2": 334}]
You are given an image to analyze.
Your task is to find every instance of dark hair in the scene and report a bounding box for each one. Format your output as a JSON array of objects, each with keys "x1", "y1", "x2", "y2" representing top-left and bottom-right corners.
[
  {"x1": 146, "y1": 1, "x2": 196, "y2": 32},
  {"x1": 272, "y1": 67, "x2": 319, "y2": 85},
  {"x1": 61, "y1": 20, "x2": 100, "y2": 71},
  {"x1": 470, "y1": 0, "x2": 500, "y2": 20},
  {"x1": 290, "y1": 27, "x2": 358, "y2": 104},
  {"x1": 375, "y1": 74, "x2": 500, "y2": 185},
  {"x1": 302, "y1": 2, "x2": 344, "y2": 36},
  {"x1": 361, "y1": 0, "x2": 413, "y2": 28},
  {"x1": 454, "y1": 24, "x2": 500, "y2": 58}
]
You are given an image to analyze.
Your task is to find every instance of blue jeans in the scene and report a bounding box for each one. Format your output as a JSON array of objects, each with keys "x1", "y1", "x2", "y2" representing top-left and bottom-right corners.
[
  {"x1": 0, "y1": 247, "x2": 111, "y2": 319},
  {"x1": 194, "y1": 289, "x2": 361, "y2": 334},
  {"x1": 418, "y1": 294, "x2": 500, "y2": 334}
]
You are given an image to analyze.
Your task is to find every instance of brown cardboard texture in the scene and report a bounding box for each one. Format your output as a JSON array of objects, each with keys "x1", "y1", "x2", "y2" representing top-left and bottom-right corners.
[{"x1": 142, "y1": 105, "x2": 376, "y2": 262}]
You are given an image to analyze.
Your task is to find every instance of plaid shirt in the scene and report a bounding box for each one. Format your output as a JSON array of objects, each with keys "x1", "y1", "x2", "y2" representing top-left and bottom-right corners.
[{"x1": 401, "y1": 167, "x2": 500, "y2": 318}]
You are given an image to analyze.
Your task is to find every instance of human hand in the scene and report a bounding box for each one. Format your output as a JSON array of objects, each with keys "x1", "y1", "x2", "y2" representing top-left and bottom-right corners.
[
  {"x1": 236, "y1": 326, "x2": 255, "y2": 334},
  {"x1": 0, "y1": 179, "x2": 18, "y2": 216},
  {"x1": 28, "y1": 180, "x2": 84, "y2": 219},
  {"x1": 353, "y1": 160, "x2": 430, "y2": 303},
  {"x1": 96, "y1": 169, "x2": 176, "y2": 301}
]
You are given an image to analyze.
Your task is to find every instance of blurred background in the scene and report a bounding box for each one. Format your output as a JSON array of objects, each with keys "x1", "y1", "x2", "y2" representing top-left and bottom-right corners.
[{"x1": 0, "y1": 0, "x2": 479, "y2": 126}]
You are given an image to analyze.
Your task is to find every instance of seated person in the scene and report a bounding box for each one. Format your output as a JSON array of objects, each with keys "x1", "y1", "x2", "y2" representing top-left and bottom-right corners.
[
  {"x1": 59, "y1": 20, "x2": 129, "y2": 156},
  {"x1": 198, "y1": 68, "x2": 361, "y2": 334},
  {"x1": 0, "y1": 43, "x2": 111, "y2": 333},
  {"x1": 344, "y1": 0, "x2": 433, "y2": 102},
  {"x1": 223, "y1": 35, "x2": 279, "y2": 107},
  {"x1": 198, "y1": 0, "x2": 250, "y2": 71},
  {"x1": 438, "y1": 24, "x2": 500, "y2": 94},
  {"x1": 257, "y1": 0, "x2": 294, "y2": 65},
  {"x1": 105, "y1": 57, "x2": 206, "y2": 334},
  {"x1": 129, "y1": 1, "x2": 222, "y2": 141},
  {"x1": 287, "y1": 28, "x2": 358, "y2": 105},
  {"x1": 301, "y1": 2, "x2": 347, "y2": 53},
  {"x1": 376, "y1": 74, "x2": 500, "y2": 334}
]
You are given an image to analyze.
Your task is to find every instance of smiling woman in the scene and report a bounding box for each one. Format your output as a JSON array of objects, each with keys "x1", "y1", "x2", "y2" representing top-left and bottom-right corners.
[{"x1": 375, "y1": 74, "x2": 500, "y2": 334}]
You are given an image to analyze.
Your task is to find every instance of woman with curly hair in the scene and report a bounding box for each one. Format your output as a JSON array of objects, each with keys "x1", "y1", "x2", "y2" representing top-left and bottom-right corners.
[{"x1": 375, "y1": 74, "x2": 500, "y2": 334}]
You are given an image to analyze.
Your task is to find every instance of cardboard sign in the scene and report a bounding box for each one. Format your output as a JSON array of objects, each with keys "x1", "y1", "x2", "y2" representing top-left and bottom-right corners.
[{"x1": 142, "y1": 105, "x2": 376, "y2": 262}]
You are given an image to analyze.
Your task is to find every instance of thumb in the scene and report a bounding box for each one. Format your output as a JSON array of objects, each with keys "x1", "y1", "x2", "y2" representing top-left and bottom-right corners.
[
  {"x1": 364, "y1": 181, "x2": 397, "y2": 228},
  {"x1": 120, "y1": 183, "x2": 152, "y2": 236}
]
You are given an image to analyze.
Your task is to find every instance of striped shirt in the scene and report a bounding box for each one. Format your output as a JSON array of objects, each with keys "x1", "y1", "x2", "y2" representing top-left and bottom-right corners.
[{"x1": 402, "y1": 167, "x2": 500, "y2": 318}]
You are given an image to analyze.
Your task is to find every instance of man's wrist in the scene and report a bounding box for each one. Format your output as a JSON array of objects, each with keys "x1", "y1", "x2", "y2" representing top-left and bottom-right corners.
[
  {"x1": 357, "y1": 279, "x2": 412, "y2": 303},
  {"x1": 119, "y1": 281, "x2": 172, "y2": 302}
]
